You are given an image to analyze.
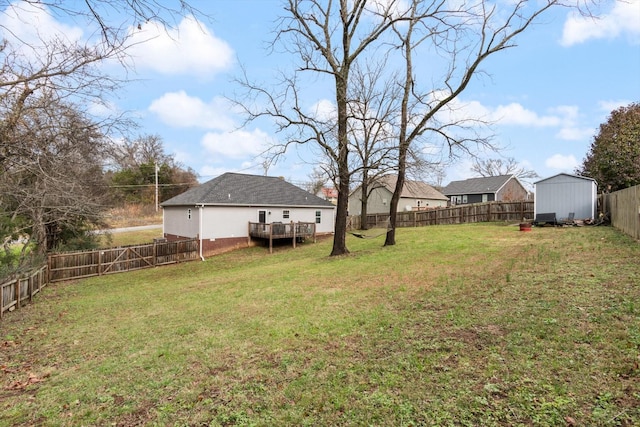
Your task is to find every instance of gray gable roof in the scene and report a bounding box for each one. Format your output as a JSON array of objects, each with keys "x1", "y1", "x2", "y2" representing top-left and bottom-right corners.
[
  {"x1": 161, "y1": 172, "x2": 335, "y2": 208},
  {"x1": 534, "y1": 173, "x2": 597, "y2": 185},
  {"x1": 442, "y1": 175, "x2": 515, "y2": 196},
  {"x1": 375, "y1": 175, "x2": 448, "y2": 200}
]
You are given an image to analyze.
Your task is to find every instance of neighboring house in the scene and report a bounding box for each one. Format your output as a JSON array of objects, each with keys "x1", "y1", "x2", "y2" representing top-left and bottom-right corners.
[
  {"x1": 534, "y1": 173, "x2": 597, "y2": 221},
  {"x1": 317, "y1": 187, "x2": 338, "y2": 205},
  {"x1": 348, "y1": 175, "x2": 449, "y2": 215},
  {"x1": 161, "y1": 172, "x2": 336, "y2": 256},
  {"x1": 442, "y1": 174, "x2": 529, "y2": 205}
]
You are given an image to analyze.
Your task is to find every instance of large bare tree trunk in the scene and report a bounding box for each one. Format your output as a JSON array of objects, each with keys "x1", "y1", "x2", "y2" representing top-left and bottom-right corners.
[
  {"x1": 331, "y1": 73, "x2": 350, "y2": 256},
  {"x1": 359, "y1": 177, "x2": 369, "y2": 230},
  {"x1": 385, "y1": 147, "x2": 407, "y2": 246},
  {"x1": 331, "y1": 175, "x2": 350, "y2": 256}
]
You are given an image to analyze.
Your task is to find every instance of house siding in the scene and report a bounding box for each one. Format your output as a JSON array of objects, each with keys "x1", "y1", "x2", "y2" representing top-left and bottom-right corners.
[
  {"x1": 349, "y1": 187, "x2": 447, "y2": 215},
  {"x1": 164, "y1": 205, "x2": 335, "y2": 242},
  {"x1": 398, "y1": 197, "x2": 448, "y2": 211},
  {"x1": 348, "y1": 186, "x2": 392, "y2": 215},
  {"x1": 497, "y1": 179, "x2": 529, "y2": 201},
  {"x1": 534, "y1": 174, "x2": 597, "y2": 220},
  {"x1": 163, "y1": 207, "x2": 200, "y2": 238}
]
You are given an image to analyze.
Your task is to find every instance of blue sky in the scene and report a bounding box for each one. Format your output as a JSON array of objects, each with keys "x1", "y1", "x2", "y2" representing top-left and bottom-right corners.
[{"x1": 3, "y1": 0, "x2": 639, "y2": 189}]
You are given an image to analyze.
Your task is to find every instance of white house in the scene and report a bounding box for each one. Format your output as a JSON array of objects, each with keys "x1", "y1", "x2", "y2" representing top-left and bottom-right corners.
[
  {"x1": 534, "y1": 173, "x2": 598, "y2": 221},
  {"x1": 349, "y1": 175, "x2": 448, "y2": 215},
  {"x1": 161, "y1": 172, "x2": 336, "y2": 256}
]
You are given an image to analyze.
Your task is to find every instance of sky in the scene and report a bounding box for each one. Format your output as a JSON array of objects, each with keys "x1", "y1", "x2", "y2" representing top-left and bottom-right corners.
[{"x1": 2, "y1": 0, "x2": 640, "y2": 190}]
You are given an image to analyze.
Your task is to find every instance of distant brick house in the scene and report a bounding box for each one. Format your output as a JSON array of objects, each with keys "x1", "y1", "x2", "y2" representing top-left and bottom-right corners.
[
  {"x1": 317, "y1": 187, "x2": 338, "y2": 204},
  {"x1": 161, "y1": 173, "x2": 336, "y2": 256},
  {"x1": 442, "y1": 175, "x2": 529, "y2": 205}
]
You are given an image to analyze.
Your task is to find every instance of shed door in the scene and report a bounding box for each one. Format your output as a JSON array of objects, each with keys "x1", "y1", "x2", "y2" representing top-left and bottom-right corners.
[{"x1": 258, "y1": 210, "x2": 266, "y2": 224}]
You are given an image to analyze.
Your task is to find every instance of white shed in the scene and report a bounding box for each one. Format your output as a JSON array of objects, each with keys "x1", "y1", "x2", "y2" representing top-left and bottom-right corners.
[{"x1": 534, "y1": 173, "x2": 598, "y2": 221}]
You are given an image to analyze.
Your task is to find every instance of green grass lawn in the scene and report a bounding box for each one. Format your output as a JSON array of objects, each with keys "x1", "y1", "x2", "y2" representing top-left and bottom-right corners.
[
  {"x1": 99, "y1": 227, "x2": 164, "y2": 247},
  {"x1": 1, "y1": 224, "x2": 639, "y2": 426}
]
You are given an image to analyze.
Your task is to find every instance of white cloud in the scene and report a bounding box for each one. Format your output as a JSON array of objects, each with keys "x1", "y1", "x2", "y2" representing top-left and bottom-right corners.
[
  {"x1": 561, "y1": 1, "x2": 640, "y2": 46},
  {"x1": 126, "y1": 16, "x2": 234, "y2": 77},
  {"x1": 365, "y1": 0, "x2": 411, "y2": 19},
  {"x1": 598, "y1": 99, "x2": 632, "y2": 113},
  {"x1": 309, "y1": 99, "x2": 337, "y2": 122},
  {"x1": 87, "y1": 100, "x2": 118, "y2": 118},
  {"x1": 149, "y1": 91, "x2": 236, "y2": 130},
  {"x1": 555, "y1": 126, "x2": 594, "y2": 141},
  {"x1": 491, "y1": 103, "x2": 561, "y2": 127},
  {"x1": 0, "y1": 2, "x2": 84, "y2": 57},
  {"x1": 199, "y1": 165, "x2": 232, "y2": 181},
  {"x1": 545, "y1": 154, "x2": 579, "y2": 171},
  {"x1": 201, "y1": 129, "x2": 272, "y2": 159}
]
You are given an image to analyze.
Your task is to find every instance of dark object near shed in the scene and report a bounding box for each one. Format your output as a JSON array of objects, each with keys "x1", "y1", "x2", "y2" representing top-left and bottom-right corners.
[{"x1": 533, "y1": 212, "x2": 558, "y2": 226}]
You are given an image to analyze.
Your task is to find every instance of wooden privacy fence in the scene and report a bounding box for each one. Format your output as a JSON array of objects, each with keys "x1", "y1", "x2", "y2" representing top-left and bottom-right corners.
[
  {"x1": 603, "y1": 185, "x2": 640, "y2": 240},
  {"x1": 349, "y1": 200, "x2": 534, "y2": 230},
  {"x1": 1, "y1": 239, "x2": 199, "y2": 319},
  {"x1": 48, "y1": 238, "x2": 200, "y2": 282},
  {"x1": 1, "y1": 265, "x2": 47, "y2": 319}
]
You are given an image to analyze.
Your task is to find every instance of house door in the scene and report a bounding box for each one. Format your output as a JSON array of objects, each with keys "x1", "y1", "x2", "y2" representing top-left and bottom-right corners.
[{"x1": 258, "y1": 210, "x2": 266, "y2": 224}]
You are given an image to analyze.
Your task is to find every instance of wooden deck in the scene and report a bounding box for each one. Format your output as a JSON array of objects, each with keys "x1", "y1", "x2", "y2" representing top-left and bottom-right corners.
[{"x1": 248, "y1": 222, "x2": 316, "y2": 253}]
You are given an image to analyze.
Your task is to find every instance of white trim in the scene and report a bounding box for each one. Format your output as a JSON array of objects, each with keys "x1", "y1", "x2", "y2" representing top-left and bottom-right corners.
[{"x1": 198, "y1": 204, "x2": 204, "y2": 261}]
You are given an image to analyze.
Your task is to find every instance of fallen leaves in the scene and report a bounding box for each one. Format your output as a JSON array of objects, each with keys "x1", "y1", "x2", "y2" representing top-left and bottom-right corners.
[{"x1": 5, "y1": 371, "x2": 49, "y2": 390}]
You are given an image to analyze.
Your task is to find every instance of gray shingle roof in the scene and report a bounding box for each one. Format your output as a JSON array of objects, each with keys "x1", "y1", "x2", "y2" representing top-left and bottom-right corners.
[
  {"x1": 161, "y1": 172, "x2": 335, "y2": 208},
  {"x1": 376, "y1": 175, "x2": 448, "y2": 200},
  {"x1": 442, "y1": 175, "x2": 514, "y2": 196}
]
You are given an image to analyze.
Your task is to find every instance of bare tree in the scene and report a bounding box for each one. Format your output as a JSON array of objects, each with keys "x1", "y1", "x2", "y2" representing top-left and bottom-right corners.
[
  {"x1": 0, "y1": 1, "x2": 203, "y2": 47},
  {"x1": 305, "y1": 167, "x2": 329, "y2": 196},
  {"x1": 236, "y1": 0, "x2": 594, "y2": 254},
  {"x1": 348, "y1": 60, "x2": 400, "y2": 230},
  {"x1": 0, "y1": 1, "x2": 206, "y2": 260},
  {"x1": 382, "y1": 0, "x2": 586, "y2": 246},
  {"x1": 0, "y1": 1, "x2": 205, "y2": 168},
  {"x1": 237, "y1": 0, "x2": 411, "y2": 256},
  {"x1": 471, "y1": 157, "x2": 539, "y2": 183}
]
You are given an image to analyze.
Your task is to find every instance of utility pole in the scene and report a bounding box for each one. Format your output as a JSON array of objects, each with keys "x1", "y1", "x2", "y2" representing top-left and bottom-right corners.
[{"x1": 155, "y1": 161, "x2": 159, "y2": 212}]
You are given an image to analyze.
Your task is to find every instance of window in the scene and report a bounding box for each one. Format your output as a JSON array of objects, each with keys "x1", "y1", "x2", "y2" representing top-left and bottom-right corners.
[
  {"x1": 187, "y1": 209, "x2": 192, "y2": 220},
  {"x1": 283, "y1": 210, "x2": 290, "y2": 219},
  {"x1": 462, "y1": 195, "x2": 468, "y2": 204},
  {"x1": 315, "y1": 210, "x2": 321, "y2": 224}
]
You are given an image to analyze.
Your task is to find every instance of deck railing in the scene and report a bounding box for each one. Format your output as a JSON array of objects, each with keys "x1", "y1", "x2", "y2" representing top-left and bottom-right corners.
[{"x1": 248, "y1": 221, "x2": 316, "y2": 253}]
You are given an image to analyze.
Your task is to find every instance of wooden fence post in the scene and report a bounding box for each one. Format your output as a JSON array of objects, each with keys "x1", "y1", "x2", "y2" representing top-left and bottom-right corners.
[
  {"x1": 15, "y1": 277, "x2": 20, "y2": 310},
  {"x1": 292, "y1": 221, "x2": 296, "y2": 249}
]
